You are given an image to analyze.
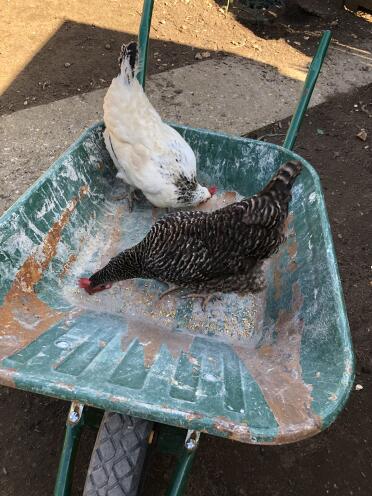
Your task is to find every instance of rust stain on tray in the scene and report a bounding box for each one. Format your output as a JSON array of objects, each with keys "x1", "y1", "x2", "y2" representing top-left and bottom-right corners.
[
  {"x1": 273, "y1": 268, "x2": 282, "y2": 301},
  {"x1": 273, "y1": 214, "x2": 296, "y2": 301},
  {"x1": 233, "y1": 220, "x2": 321, "y2": 443},
  {"x1": 96, "y1": 202, "x2": 127, "y2": 268},
  {"x1": 60, "y1": 253, "x2": 78, "y2": 279},
  {"x1": 0, "y1": 367, "x2": 17, "y2": 388},
  {"x1": 0, "y1": 187, "x2": 89, "y2": 362},
  {"x1": 105, "y1": 204, "x2": 125, "y2": 259},
  {"x1": 213, "y1": 416, "x2": 252, "y2": 442},
  {"x1": 287, "y1": 238, "x2": 298, "y2": 259},
  {"x1": 235, "y1": 281, "x2": 321, "y2": 443}
]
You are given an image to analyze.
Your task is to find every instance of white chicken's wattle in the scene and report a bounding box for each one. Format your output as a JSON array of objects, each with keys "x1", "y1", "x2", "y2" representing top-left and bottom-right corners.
[{"x1": 103, "y1": 42, "x2": 214, "y2": 209}]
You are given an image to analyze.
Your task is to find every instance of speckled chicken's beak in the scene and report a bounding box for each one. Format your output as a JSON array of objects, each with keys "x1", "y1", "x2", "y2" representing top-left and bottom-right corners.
[{"x1": 78, "y1": 278, "x2": 112, "y2": 295}]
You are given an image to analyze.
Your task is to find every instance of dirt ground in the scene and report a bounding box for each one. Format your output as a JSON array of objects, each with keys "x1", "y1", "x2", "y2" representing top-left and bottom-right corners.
[
  {"x1": 1, "y1": 0, "x2": 371, "y2": 115},
  {"x1": 0, "y1": 1, "x2": 372, "y2": 496}
]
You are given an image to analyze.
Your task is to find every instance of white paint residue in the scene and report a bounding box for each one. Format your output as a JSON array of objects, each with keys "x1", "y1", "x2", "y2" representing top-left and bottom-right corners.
[
  {"x1": 61, "y1": 157, "x2": 79, "y2": 182},
  {"x1": 0, "y1": 335, "x2": 20, "y2": 346},
  {"x1": 11, "y1": 314, "x2": 41, "y2": 331},
  {"x1": 25, "y1": 219, "x2": 45, "y2": 240},
  {"x1": 54, "y1": 340, "x2": 71, "y2": 349},
  {"x1": 5, "y1": 229, "x2": 35, "y2": 255},
  {"x1": 56, "y1": 241, "x2": 69, "y2": 260},
  {"x1": 36, "y1": 198, "x2": 56, "y2": 219},
  {"x1": 204, "y1": 373, "x2": 218, "y2": 382}
]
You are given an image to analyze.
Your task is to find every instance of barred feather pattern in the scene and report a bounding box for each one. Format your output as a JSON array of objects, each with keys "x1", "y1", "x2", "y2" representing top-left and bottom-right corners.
[{"x1": 89, "y1": 161, "x2": 302, "y2": 294}]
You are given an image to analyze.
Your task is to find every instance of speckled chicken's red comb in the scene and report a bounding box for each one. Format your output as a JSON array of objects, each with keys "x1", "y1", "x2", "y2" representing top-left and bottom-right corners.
[
  {"x1": 208, "y1": 185, "x2": 217, "y2": 195},
  {"x1": 78, "y1": 278, "x2": 95, "y2": 295},
  {"x1": 79, "y1": 278, "x2": 92, "y2": 289}
]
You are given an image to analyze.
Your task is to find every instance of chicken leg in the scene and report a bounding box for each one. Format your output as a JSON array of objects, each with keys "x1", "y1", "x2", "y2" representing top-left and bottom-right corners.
[
  {"x1": 111, "y1": 186, "x2": 141, "y2": 212},
  {"x1": 181, "y1": 292, "x2": 221, "y2": 311},
  {"x1": 158, "y1": 284, "x2": 182, "y2": 301}
]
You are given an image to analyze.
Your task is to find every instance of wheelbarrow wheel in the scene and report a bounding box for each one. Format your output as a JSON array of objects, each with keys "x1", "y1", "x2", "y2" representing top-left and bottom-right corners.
[{"x1": 83, "y1": 412, "x2": 153, "y2": 496}]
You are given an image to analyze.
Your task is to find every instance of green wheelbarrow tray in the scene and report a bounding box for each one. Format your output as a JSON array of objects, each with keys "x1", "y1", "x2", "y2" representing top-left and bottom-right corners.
[{"x1": 0, "y1": 115, "x2": 353, "y2": 445}]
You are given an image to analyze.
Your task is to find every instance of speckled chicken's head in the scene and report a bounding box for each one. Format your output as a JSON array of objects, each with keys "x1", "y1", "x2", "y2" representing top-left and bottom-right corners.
[{"x1": 79, "y1": 249, "x2": 142, "y2": 295}]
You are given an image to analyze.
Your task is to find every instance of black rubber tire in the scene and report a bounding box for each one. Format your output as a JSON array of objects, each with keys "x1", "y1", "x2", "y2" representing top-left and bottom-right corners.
[{"x1": 83, "y1": 412, "x2": 153, "y2": 496}]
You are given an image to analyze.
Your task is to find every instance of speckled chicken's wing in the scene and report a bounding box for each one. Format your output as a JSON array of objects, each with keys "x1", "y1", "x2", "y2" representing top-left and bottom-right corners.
[
  {"x1": 240, "y1": 194, "x2": 283, "y2": 229},
  {"x1": 235, "y1": 196, "x2": 286, "y2": 259}
]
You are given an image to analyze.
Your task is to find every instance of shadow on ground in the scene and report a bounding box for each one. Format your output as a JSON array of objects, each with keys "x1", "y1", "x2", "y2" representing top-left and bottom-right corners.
[
  {"x1": 216, "y1": 0, "x2": 372, "y2": 61},
  {"x1": 0, "y1": 21, "x2": 224, "y2": 116}
]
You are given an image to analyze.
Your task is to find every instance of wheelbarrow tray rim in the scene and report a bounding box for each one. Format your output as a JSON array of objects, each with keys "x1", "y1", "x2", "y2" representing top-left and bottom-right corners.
[{"x1": 0, "y1": 121, "x2": 354, "y2": 445}]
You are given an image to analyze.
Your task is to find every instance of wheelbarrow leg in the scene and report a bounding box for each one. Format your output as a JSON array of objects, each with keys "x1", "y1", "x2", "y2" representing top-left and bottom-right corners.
[
  {"x1": 54, "y1": 402, "x2": 85, "y2": 496},
  {"x1": 165, "y1": 430, "x2": 200, "y2": 496}
]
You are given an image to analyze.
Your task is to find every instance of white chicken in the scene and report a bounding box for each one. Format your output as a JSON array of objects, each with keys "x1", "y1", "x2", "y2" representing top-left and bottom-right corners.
[{"x1": 103, "y1": 41, "x2": 216, "y2": 209}]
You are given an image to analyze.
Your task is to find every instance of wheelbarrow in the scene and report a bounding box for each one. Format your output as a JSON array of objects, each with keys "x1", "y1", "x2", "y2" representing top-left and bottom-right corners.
[{"x1": 0, "y1": 1, "x2": 354, "y2": 494}]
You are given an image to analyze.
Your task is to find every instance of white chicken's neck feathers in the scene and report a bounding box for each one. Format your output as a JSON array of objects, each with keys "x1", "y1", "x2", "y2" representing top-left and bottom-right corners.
[{"x1": 119, "y1": 57, "x2": 143, "y2": 86}]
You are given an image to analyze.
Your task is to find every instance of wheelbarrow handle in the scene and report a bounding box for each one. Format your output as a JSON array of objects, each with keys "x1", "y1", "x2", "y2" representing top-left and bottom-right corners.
[
  {"x1": 137, "y1": 0, "x2": 155, "y2": 89},
  {"x1": 283, "y1": 30, "x2": 332, "y2": 151},
  {"x1": 136, "y1": 0, "x2": 331, "y2": 150}
]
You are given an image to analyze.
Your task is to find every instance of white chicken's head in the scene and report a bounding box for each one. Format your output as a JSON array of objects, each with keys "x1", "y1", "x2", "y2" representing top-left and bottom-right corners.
[
  {"x1": 174, "y1": 174, "x2": 217, "y2": 207},
  {"x1": 141, "y1": 176, "x2": 217, "y2": 209},
  {"x1": 183, "y1": 183, "x2": 213, "y2": 206}
]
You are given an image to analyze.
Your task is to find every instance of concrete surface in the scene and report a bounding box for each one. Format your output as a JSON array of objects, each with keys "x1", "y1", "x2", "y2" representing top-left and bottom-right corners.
[
  {"x1": 1, "y1": 45, "x2": 371, "y2": 215},
  {"x1": 148, "y1": 46, "x2": 372, "y2": 131}
]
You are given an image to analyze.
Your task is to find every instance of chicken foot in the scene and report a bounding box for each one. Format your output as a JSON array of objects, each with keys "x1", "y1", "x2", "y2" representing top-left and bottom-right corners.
[
  {"x1": 111, "y1": 187, "x2": 141, "y2": 211},
  {"x1": 158, "y1": 283, "x2": 220, "y2": 311},
  {"x1": 180, "y1": 265, "x2": 265, "y2": 310},
  {"x1": 158, "y1": 284, "x2": 182, "y2": 301},
  {"x1": 181, "y1": 292, "x2": 221, "y2": 311}
]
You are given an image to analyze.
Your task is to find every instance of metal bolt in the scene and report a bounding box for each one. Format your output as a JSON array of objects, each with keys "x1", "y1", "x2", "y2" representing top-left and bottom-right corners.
[
  {"x1": 67, "y1": 401, "x2": 84, "y2": 425},
  {"x1": 184, "y1": 430, "x2": 200, "y2": 451},
  {"x1": 69, "y1": 410, "x2": 80, "y2": 423},
  {"x1": 185, "y1": 438, "x2": 197, "y2": 451}
]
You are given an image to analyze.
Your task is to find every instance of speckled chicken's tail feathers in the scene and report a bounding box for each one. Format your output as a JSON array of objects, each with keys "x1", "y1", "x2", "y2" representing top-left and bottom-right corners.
[
  {"x1": 118, "y1": 41, "x2": 139, "y2": 84},
  {"x1": 262, "y1": 160, "x2": 302, "y2": 200}
]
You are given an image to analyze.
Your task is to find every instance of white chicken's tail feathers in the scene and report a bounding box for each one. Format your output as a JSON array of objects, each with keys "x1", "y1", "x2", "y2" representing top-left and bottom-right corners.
[{"x1": 118, "y1": 41, "x2": 140, "y2": 84}]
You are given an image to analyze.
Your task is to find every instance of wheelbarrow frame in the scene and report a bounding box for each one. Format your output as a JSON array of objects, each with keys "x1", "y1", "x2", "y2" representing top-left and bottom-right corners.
[
  {"x1": 52, "y1": 0, "x2": 334, "y2": 492},
  {"x1": 0, "y1": 0, "x2": 351, "y2": 493}
]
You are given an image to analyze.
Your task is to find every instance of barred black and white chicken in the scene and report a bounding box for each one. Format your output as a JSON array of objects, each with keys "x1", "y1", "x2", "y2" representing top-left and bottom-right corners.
[
  {"x1": 103, "y1": 41, "x2": 215, "y2": 210},
  {"x1": 79, "y1": 160, "x2": 302, "y2": 308}
]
